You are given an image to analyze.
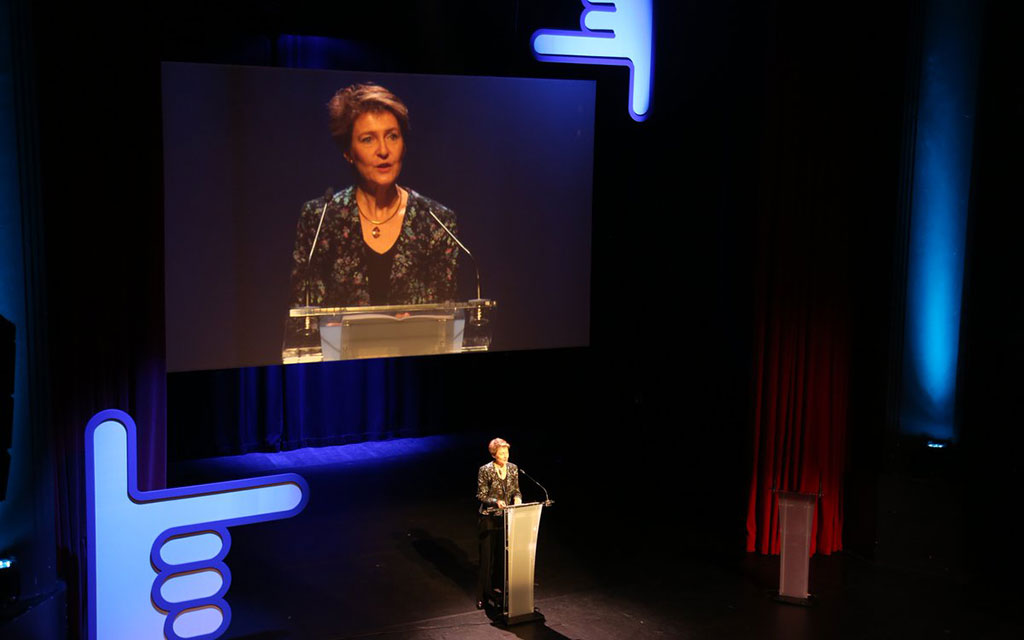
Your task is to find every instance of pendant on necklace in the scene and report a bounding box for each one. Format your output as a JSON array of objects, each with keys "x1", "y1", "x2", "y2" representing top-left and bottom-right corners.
[{"x1": 371, "y1": 226, "x2": 381, "y2": 239}]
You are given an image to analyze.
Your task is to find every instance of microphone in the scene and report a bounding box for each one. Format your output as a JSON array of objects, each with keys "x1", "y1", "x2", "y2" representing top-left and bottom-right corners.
[
  {"x1": 303, "y1": 188, "x2": 333, "y2": 335},
  {"x1": 307, "y1": 187, "x2": 334, "y2": 267},
  {"x1": 425, "y1": 209, "x2": 493, "y2": 345},
  {"x1": 518, "y1": 468, "x2": 554, "y2": 507},
  {"x1": 425, "y1": 209, "x2": 483, "y2": 302}
]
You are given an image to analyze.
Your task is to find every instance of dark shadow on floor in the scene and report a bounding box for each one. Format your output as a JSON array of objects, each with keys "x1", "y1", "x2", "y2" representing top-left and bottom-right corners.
[
  {"x1": 498, "y1": 621, "x2": 573, "y2": 640},
  {"x1": 407, "y1": 528, "x2": 477, "y2": 596}
]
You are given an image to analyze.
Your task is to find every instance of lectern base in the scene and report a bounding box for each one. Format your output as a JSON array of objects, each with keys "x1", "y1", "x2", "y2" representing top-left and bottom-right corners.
[
  {"x1": 502, "y1": 610, "x2": 545, "y2": 626},
  {"x1": 773, "y1": 592, "x2": 816, "y2": 607}
]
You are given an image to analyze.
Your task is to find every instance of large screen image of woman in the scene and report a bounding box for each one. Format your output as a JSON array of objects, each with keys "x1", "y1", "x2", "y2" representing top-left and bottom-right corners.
[{"x1": 162, "y1": 63, "x2": 594, "y2": 372}]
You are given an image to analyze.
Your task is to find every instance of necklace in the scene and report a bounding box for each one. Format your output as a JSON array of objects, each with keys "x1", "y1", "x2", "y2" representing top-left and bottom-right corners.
[{"x1": 357, "y1": 189, "x2": 403, "y2": 238}]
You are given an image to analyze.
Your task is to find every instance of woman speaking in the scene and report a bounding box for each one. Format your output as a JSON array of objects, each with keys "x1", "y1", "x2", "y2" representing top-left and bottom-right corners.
[
  {"x1": 476, "y1": 437, "x2": 522, "y2": 609},
  {"x1": 289, "y1": 83, "x2": 459, "y2": 309}
]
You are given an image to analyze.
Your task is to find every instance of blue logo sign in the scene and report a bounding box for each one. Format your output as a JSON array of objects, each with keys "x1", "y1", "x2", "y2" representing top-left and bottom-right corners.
[
  {"x1": 531, "y1": 0, "x2": 654, "y2": 122},
  {"x1": 85, "y1": 409, "x2": 310, "y2": 639}
]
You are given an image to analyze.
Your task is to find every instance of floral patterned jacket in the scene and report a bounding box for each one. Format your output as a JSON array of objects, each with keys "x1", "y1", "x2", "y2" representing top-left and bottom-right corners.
[
  {"x1": 289, "y1": 185, "x2": 459, "y2": 308},
  {"x1": 477, "y1": 462, "x2": 522, "y2": 516}
]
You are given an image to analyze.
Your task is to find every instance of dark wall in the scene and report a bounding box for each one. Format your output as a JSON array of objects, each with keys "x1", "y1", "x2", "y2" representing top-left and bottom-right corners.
[{"x1": 959, "y1": 0, "x2": 1024, "y2": 589}]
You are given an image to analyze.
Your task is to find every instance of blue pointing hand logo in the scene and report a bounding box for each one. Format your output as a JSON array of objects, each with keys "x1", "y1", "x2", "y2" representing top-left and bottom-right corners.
[
  {"x1": 85, "y1": 409, "x2": 309, "y2": 639},
  {"x1": 531, "y1": 0, "x2": 654, "y2": 121}
]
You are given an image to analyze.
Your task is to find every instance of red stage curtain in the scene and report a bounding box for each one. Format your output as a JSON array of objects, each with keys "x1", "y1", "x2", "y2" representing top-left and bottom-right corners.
[
  {"x1": 744, "y1": 165, "x2": 851, "y2": 556},
  {"x1": 742, "y1": 2, "x2": 864, "y2": 556},
  {"x1": 743, "y1": 67, "x2": 854, "y2": 555},
  {"x1": 745, "y1": 289, "x2": 849, "y2": 555}
]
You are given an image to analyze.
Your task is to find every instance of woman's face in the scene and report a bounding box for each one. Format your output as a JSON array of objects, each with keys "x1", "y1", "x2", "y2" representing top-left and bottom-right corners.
[
  {"x1": 493, "y1": 446, "x2": 509, "y2": 466},
  {"x1": 345, "y1": 110, "x2": 405, "y2": 191}
]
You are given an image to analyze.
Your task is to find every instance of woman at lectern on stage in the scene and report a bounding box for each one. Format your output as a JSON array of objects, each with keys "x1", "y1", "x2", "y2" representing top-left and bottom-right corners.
[
  {"x1": 476, "y1": 437, "x2": 522, "y2": 610},
  {"x1": 287, "y1": 83, "x2": 460, "y2": 313}
]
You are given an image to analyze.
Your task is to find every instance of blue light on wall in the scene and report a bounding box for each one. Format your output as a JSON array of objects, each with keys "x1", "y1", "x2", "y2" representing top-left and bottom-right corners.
[
  {"x1": 900, "y1": 0, "x2": 981, "y2": 441},
  {"x1": 277, "y1": 35, "x2": 371, "y2": 70}
]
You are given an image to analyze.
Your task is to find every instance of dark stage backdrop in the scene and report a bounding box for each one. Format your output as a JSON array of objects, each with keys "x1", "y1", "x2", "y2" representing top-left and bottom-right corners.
[{"x1": 163, "y1": 63, "x2": 594, "y2": 372}]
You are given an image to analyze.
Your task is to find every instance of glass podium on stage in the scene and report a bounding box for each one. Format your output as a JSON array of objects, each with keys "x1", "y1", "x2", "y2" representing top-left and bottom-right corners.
[
  {"x1": 281, "y1": 299, "x2": 495, "y2": 363},
  {"x1": 503, "y1": 501, "x2": 547, "y2": 625}
]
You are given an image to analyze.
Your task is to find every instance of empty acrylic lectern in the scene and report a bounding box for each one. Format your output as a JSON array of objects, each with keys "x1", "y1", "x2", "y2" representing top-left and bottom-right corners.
[{"x1": 775, "y1": 490, "x2": 817, "y2": 605}]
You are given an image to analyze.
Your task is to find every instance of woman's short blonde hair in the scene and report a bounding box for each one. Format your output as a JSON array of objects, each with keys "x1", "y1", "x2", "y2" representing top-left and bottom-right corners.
[{"x1": 488, "y1": 438, "x2": 510, "y2": 457}]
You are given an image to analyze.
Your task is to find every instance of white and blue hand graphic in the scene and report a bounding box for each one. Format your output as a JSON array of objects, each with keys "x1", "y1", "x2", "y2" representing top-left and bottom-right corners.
[
  {"x1": 531, "y1": 0, "x2": 654, "y2": 121},
  {"x1": 85, "y1": 409, "x2": 309, "y2": 640}
]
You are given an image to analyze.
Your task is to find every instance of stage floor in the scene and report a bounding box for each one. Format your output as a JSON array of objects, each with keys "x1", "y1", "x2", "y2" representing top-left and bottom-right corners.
[{"x1": 170, "y1": 435, "x2": 1021, "y2": 640}]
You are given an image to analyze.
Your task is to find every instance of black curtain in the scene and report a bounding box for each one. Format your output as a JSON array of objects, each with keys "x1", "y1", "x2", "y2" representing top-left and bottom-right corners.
[
  {"x1": 31, "y1": 5, "x2": 167, "y2": 634},
  {"x1": 168, "y1": 357, "x2": 457, "y2": 460}
]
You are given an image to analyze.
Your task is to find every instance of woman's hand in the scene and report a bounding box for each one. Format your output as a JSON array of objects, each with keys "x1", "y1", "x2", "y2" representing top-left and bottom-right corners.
[
  {"x1": 496, "y1": 500, "x2": 507, "y2": 509},
  {"x1": 514, "y1": 496, "x2": 522, "y2": 506}
]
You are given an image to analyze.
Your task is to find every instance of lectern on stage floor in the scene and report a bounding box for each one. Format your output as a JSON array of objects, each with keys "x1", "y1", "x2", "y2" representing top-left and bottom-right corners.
[
  {"x1": 503, "y1": 501, "x2": 547, "y2": 625},
  {"x1": 775, "y1": 490, "x2": 818, "y2": 606}
]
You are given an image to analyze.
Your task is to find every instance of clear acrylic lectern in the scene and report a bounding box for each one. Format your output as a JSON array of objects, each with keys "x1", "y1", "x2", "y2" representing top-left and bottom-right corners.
[{"x1": 281, "y1": 300, "x2": 495, "y2": 363}]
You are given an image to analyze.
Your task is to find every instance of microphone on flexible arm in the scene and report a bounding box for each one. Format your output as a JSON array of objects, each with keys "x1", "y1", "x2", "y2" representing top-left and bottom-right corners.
[
  {"x1": 302, "y1": 187, "x2": 334, "y2": 336},
  {"x1": 518, "y1": 468, "x2": 554, "y2": 507},
  {"x1": 424, "y1": 209, "x2": 493, "y2": 344},
  {"x1": 425, "y1": 209, "x2": 483, "y2": 301}
]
